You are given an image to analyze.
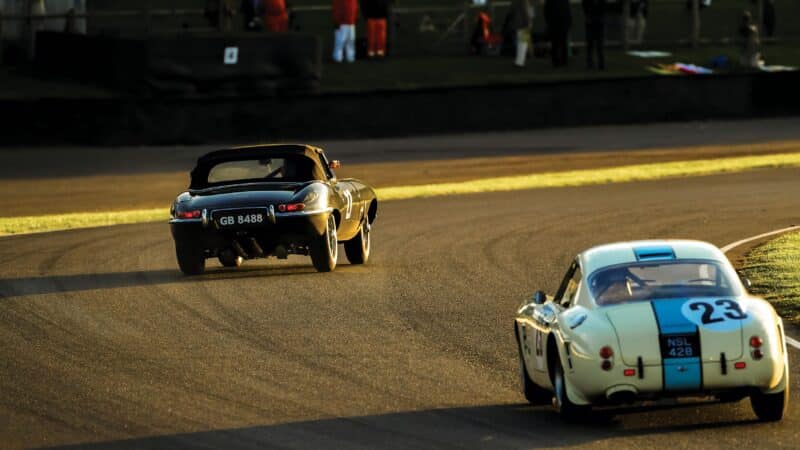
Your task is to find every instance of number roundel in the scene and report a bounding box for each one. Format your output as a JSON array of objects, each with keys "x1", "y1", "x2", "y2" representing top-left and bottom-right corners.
[{"x1": 681, "y1": 299, "x2": 752, "y2": 331}]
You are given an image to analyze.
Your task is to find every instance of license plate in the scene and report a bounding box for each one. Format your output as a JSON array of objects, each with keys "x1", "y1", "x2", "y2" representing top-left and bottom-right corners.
[
  {"x1": 213, "y1": 209, "x2": 267, "y2": 228},
  {"x1": 660, "y1": 334, "x2": 700, "y2": 359}
]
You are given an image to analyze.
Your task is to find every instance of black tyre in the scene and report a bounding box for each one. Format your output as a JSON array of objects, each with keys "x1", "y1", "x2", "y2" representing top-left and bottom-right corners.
[
  {"x1": 344, "y1": 221, "x2": 371, "y2": 264},
  {"x1": 751, "y1": 370, "x2": 789, "y2": 422},
  {"x1": 176, "y1": 244, "x2": 205, "y2": 275},
  {"x1": 218, "y1": 249, "x2": 243, "y2": 268},
  {"x1": 518, "y1": 342, "x2": 552, "y2": 405},
  {"x1": 310, "y1": 214, "x2": 338, "y2": 272},
  {"x1": 553, "y1": 356, "x2": 590, "y2": 422}
]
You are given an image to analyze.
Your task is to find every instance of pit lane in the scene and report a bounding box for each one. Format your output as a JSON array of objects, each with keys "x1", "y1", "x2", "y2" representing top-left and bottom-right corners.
[{"x1": 1, "y1": 122, "x2": 799, "y2": 449}]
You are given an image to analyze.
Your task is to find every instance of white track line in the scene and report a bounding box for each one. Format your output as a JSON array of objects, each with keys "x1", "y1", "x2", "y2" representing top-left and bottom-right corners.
[
  {"x1": 721, "y1": 225, "x2": 800, "y2": 350},
  {"x1": 720, "y1": 225, "x2": 800, "y2": 253}
]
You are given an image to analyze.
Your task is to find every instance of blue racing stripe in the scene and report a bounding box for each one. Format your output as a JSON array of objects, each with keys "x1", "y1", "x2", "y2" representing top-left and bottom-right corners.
[
  {"x1": 651, "y1": 299, "x2": 696, "y2": 334},
  {"x1": 651, "y1": 299, "x2": 702, "y2": 391}
]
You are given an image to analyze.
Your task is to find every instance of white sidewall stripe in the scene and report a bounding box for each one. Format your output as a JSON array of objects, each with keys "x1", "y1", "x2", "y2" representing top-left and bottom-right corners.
[{"x1": 721, "y1": 225, "x2": 800, "y2": 350}]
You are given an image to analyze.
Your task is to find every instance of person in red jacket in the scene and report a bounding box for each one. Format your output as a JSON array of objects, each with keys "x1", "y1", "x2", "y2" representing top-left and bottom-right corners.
[
  {"x1": 332, "y1": 0, "x2": 358, "y2": 62},
  {"x1": 361, "y1": 0, "x2": 390, "y2": 58},
  {"x1": 262, "y1": 0, "x2": 289, "y2": 32}
]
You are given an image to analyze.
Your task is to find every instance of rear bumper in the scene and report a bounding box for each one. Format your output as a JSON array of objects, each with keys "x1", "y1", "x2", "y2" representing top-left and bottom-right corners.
[
  {"x1": 170, "y1": 209, "x2": 330, "y2": 251},
  {"x1": 566, "y1": 356, "x2": 785, "y2": 406}
]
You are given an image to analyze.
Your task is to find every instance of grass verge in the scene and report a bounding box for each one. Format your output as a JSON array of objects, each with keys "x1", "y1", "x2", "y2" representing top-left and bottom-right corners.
[
  {"x1": 742, "y1": 232, "x2": 800, "y2": 325},
  {"x1": 0, "y1": 208, "x2": 167, "y2": 236},
  {"x1": 1, "y1": 151, "x2": 799, "y2": 236}
]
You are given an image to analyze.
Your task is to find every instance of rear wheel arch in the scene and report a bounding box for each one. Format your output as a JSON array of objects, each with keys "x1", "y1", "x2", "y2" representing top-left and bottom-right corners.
[{"x1": 367, "y1": 199, "x2": 378, "y2": 224}]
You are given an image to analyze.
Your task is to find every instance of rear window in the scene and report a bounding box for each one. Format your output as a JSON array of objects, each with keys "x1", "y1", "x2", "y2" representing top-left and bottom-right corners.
[
  {"x1": 206, "y1": 156, "x2": 320, "y2": 185},
  {"x1": 589, "y1": 260, "x2": 739, "y2": 306}
]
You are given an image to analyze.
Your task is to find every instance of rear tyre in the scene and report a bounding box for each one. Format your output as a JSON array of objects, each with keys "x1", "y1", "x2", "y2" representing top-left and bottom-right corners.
[
  {"x1": 517, "y1": 341, "x2": 551, "y2": 405},
  {"x1": 553, "y1": 356, "x2": 590, "y2": 422},
  {"x1": 176, "y1": 244, "x2": 205, "y2": 275},
  {"x1": 344, "y1": 221, "x2": 371, "y2": 264},
  {"x1": 310, "y1": 214, "x2": 338, "y2": 272},
  {"x1": 751, "y1": 378, "x2": 789, "y2": 422}
]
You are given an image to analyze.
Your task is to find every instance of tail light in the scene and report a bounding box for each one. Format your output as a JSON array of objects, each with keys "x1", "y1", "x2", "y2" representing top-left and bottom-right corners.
[
  {"x1": 599, "y1": 346, "x2": 614, "y2": 371},
  {"x1": 734, "y1": 362, "x2": 747, "y2": 370},
  {"x1": 750, "y1": 335, "x2": 764, "y2": 360},
  {"x1": 278, "y1": 203, "x2": 305, "y2": 212},
  {"x1": 177, "y1": 210, "x2": 201, "y2": 219},
  {"x1": 623, "y1": 368, "x2": 636, "y2": 377}
]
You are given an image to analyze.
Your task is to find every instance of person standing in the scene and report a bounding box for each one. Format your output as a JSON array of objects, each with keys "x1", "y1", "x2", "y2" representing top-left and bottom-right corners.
[
  {"x1": 628, "y1": 0, "x2": 647, "y2": 44},
  {"x1": 582, "y1": 0, "x2": 606, "y2": 70},
  {"x1": 361, "y1": 0, "x2": 390, "y2": 58},
  {"x1": 332, "y1": 0, "x2": 359, "y2": 62},
  {"x1": 262, "y1": 0, "x2": 290, "y2": 32},
  {"x1": 511, "y1": 0, "x2": 533, "y2": 67},
  {"x1": 544, "y1": 0, "x2": 572, "y2": 67}
]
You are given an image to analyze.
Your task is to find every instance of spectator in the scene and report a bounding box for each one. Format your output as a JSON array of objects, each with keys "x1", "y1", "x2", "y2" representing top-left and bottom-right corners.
[
  {"x1": 544, "y1": 0, "x2": 572, "y2": 67},
  {"x1": 511, "y1": 0, "x2": 533, "y2": 67},
  {"x1": 470, "y1": 11, "x2": 492, "y2": 55},
  {"x1": 262, "y1": 0, "x2": 290, "y2": 32},
  {"x1": 628, "y1": 0, "x2": 647, "y2": 44},
  {"x1": 361, "y1": 0, "x2": 390, "y2": 58},
  {"x1": 582, "y1": 0, "x2": 606, "y2": 70},
  {"x1": 332, "y1": 0, "x2": 358, "y2": 62},
  {"x1": 738, "y1": 11, "x2": 762, "y2": 68}
]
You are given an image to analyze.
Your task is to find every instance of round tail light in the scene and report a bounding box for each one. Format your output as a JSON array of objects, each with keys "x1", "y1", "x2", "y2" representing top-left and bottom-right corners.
[
  {"x1": 749, "y1": 336, "x2": 763, "y2": 348},
  {"x1": 599, "y1": 346, "x2": 614, "y2": 359}
]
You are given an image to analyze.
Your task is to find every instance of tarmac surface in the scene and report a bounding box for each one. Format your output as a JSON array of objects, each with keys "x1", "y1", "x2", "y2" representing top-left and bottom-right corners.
[{"x1": 1, "y1": 119, "x2": 800, "y2": 449}]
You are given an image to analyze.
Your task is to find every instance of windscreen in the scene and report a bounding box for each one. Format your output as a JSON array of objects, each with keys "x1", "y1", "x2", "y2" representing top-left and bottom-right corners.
[
  {"x1": 589, "y1": 260, "x2": 739, "y2": 306},
  {"x1": 206, "y1": 156, "x2": 319, "y2": 185}
]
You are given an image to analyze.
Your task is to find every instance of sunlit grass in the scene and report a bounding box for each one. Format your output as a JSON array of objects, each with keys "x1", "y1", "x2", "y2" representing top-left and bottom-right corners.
[
  {"x1": 0, "y1": 208, "x2": 167, "y2": 236},
  {"x1": 1, "y1": 151, "x2": 800, "y2": 236},
  {"x1": 742, "y1": 232, "x2": 800, "y2": 325},
  {"x1": 376, "y1": 152, "x2": 800, "y2": 200}
]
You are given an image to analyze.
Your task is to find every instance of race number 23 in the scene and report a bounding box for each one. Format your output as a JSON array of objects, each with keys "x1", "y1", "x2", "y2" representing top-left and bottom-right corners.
[{"x1": 688, "y1": 299, "x2": 748, "y2": 325}]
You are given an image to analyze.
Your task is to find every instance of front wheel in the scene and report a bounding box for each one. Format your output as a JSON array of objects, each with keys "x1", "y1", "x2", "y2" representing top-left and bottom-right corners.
[
  {"x1": 518, "y1": 344, "x2": 551, "y2": 405},
  {"x1": 344, "y1": 221, "x2": 371, "y2": 264},
  {"x1": 176, "y1": 244, "x2": 205, "y2": 275},
  {"x1": 310, "y1": 214, "x2": 338, "y2": 272}
]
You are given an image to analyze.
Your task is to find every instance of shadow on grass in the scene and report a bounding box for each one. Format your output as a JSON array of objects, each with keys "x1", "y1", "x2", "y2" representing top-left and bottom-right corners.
[{"x1": 36, "y1": 403, "x2": 759, "y2": 450}]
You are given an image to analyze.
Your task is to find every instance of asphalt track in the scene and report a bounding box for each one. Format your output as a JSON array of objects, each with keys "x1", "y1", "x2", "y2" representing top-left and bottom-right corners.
[{"x1": 2, "y1": 123, "x2": 800, "y2": 449}]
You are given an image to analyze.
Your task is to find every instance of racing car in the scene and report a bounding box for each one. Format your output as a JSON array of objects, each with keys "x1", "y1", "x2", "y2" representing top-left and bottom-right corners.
[
  {"x1": 169, "y1": 144, "x2": 377, "y2": 274},
  {"x1": 515, "y1": 240, "x2": 789, "y2": 421}
]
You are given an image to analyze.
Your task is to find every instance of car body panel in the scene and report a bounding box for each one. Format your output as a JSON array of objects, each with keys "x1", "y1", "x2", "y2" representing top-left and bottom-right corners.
[
  {"x1": 169, "y1": 144, "x2": 377, "y2": 266},
  {"x1": 515, "y1": 240, "x2": 788, "y2": 409}
]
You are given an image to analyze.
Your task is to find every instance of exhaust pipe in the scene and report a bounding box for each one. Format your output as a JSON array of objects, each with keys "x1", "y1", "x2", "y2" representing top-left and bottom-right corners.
[
  {"x1": 606, "y1": 386, "x2": 638, "y2": 405},
  {"x1": 231, "y1": 240, "x2": 249, "y2": 258}
]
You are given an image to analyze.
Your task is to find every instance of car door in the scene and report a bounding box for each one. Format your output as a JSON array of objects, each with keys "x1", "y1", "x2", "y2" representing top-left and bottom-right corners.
[{"x1": 529, "y1": 260, "x2": 582, "y2": 386}]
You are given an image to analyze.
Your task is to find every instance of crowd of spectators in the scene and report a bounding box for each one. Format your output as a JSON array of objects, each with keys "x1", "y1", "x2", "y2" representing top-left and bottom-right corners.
[{"x1": 210, "y1": 0, "x2": 779, "y2": 70}]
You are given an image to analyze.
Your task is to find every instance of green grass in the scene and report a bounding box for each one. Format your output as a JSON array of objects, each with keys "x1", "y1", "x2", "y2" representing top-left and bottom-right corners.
[
  {"x1": 2, "y1": 151, "x2": 800, "y2": 236},
  {"x1": 0, "y1": 209, "x2": 167, "y2": 236},
  {"x1": 377, "y1": 151, "x2": 800, "y2": 200},
  {"x1": 742, "y1": 232, "x2": 800, "y2": 325}
]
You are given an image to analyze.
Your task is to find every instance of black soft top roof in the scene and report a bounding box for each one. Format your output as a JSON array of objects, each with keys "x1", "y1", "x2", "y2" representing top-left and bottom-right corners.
[{"x1": 190, "y1": 144, "x2": 327, "y2": 189}]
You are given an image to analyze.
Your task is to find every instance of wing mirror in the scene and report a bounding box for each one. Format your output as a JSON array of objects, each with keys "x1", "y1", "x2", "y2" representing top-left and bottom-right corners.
[
  {"x1": 532, "y1": 290, "x2": 547, "y2": 305},
  {"x1": 329, "y1": 160, "x2": 341, "y2": 170},
  {"x1": 738, "y1": 272, "x2": 753, "y2": 290}
]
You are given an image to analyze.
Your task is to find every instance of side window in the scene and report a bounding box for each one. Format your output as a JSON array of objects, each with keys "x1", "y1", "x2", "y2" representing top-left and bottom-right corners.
[{"x1": 563, "y1": 267, "x2": 582, "y2": 307}]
